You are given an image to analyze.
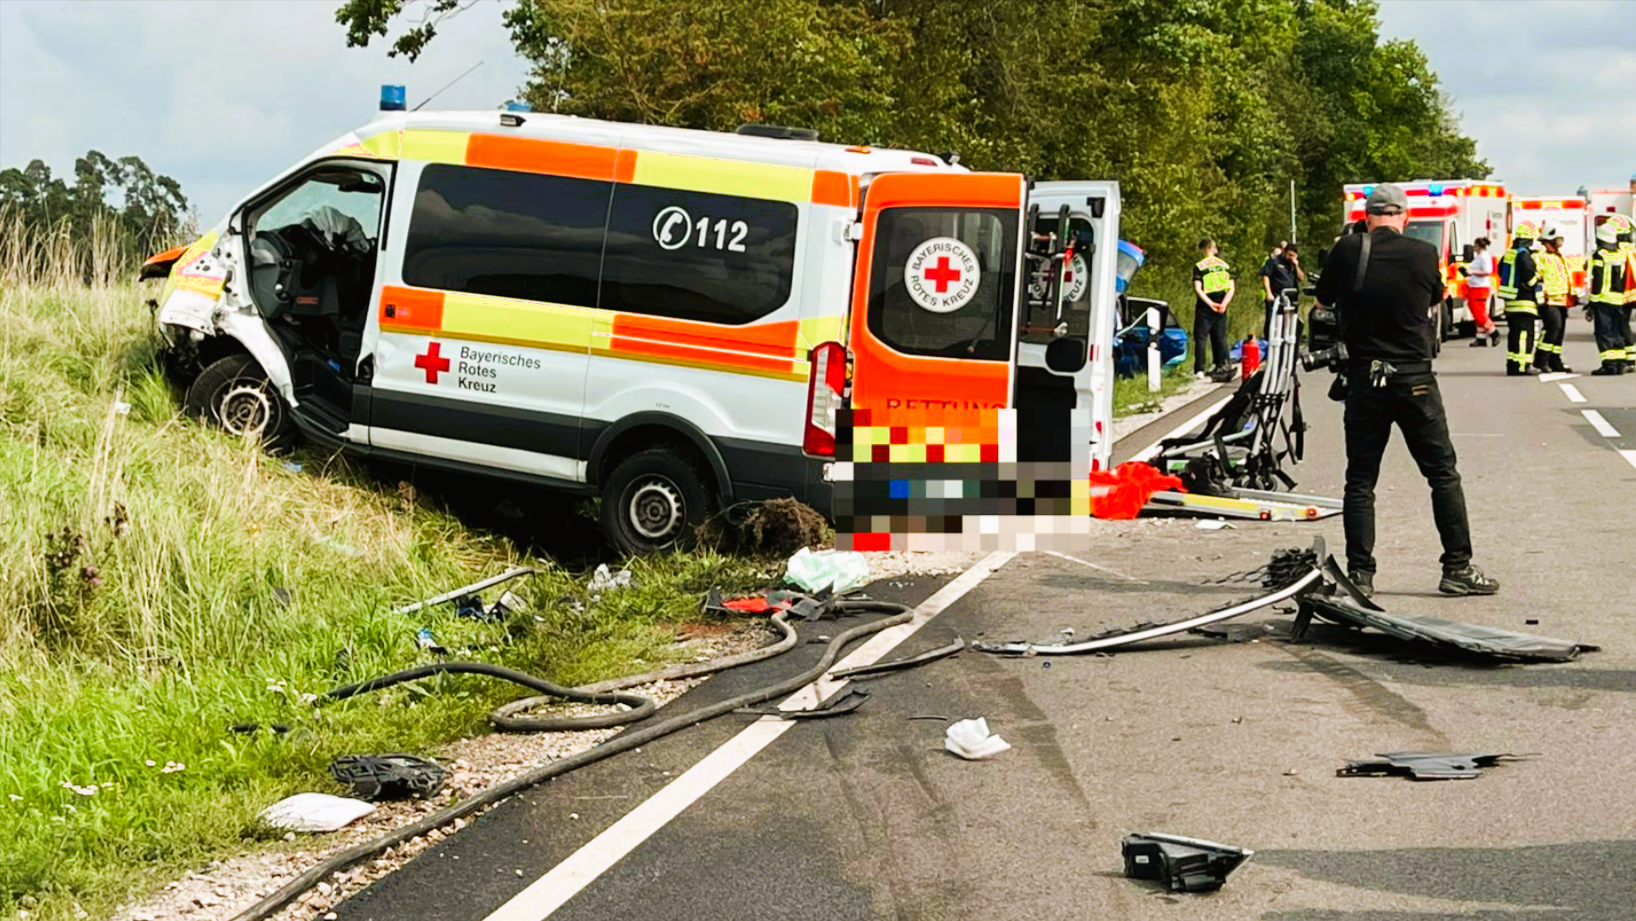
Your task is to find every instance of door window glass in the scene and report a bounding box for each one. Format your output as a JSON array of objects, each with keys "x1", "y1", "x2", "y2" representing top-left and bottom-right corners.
[
  {"x1": 600, "y1": 185, "x2": 798, "y2": 324},
  {"x1": 403, "y1": 164, "x2": 610, "y2": 307},
  {"x1": 1021, "y1": 214, "x2": 1094, "y2": 344},
  {"x1": 867, "y1": 207, "x2": 1018, "y2": 361},
  {"x1": 244, "y1": 167, "x2": 385, "y2": 332}
]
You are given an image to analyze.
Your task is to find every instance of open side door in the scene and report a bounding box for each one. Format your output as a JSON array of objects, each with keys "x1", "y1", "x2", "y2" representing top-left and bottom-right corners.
[
  {"x1": 1021, "y1": 181, "x2": 1120, "y2": 471},
  {"x1": 846, "y1": 172, "x2": 1027, "y2": 415}
]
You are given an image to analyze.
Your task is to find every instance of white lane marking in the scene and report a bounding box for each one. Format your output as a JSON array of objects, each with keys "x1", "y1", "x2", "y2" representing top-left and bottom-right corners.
[
  {"x1": 1560, "y1": 383, "x2": 1587, "y2": 404},
  {"x1": 482, "y1": 551, "x2": 1015, "y2": 921},
  {"x1": 1538, "y1": 372, "x2": 1581, "y2": 382},
  {"x1": 1582, "y1": 410, "x2": 1621, "y2": 439},
  {"x1": 1621, "y1": 450, "x2": 1636, "y2": 473},
  {"x1": 1044, "y1": 549, "x2": 1149, "y2": 584},
  {"x1": 1131, "y1": 396, "x2": 1234, "y2": 463}
]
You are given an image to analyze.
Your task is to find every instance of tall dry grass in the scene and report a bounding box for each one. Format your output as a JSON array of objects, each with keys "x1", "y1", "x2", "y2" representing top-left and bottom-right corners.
[{"x1": 0, "y1": 223, "x2": 769, "y2": 920}]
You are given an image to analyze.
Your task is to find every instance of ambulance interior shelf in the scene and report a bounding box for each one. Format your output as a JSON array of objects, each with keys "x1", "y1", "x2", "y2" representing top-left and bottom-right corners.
[{"x1": 1022, "y1": 206, "x2": 1096, "y2": 349}]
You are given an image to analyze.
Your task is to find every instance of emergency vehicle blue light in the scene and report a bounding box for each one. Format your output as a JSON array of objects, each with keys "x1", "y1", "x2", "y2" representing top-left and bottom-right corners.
[
  {"x1": 1362, "y1": 185, "x2": 1375, "y2": 197},
  {"x1": 380, "y1": 85, "x2": 407, "y2": 112},
  {"x1": 504, "y1": 100, "x2": 532, "y2": 112},
  {"x1": 1429, "y1": 184, "x2": 1444, "y2": 196}
]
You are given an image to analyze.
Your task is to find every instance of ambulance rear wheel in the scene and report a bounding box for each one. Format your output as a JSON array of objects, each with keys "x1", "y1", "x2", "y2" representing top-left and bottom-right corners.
[
  {"x1": 601, "y1": 447, "x2": 714, "y2": 556},
  {"x1": 184, "y1": 354, "x2": 298, "y2": 452}
]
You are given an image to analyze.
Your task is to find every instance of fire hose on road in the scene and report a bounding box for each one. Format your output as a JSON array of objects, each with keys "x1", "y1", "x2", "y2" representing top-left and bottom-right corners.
[{"x1": 229, "y1": 601, "x2": 913, "y2": 921}]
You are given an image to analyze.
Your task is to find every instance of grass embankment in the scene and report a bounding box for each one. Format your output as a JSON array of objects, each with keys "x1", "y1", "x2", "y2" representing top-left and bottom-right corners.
[{"x1": 0, "y1": 278, "x2": 769, "y2": 920}]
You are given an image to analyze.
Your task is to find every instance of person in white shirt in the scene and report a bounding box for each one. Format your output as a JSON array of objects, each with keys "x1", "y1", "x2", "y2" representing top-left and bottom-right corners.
[{"x1": 1464, "y1": 236, "x2": 1499, "y2": 346}]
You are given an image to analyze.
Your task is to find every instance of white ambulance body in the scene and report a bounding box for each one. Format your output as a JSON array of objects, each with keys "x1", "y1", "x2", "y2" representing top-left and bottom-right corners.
[
  {"x1": 1585, "y1": 186, "x2": 1634, "y2": 246},
  {"x1": 1343, "y1": 179, "x2": 1508, "y2": 337},
  {"x1": 146, "y1": 108, "x2": 1122, "y2": 554}
]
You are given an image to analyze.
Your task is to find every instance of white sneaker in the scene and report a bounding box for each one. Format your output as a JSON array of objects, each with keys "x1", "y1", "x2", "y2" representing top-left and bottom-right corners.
[{"x1": 1195, "y1": 371, "x2": 1208, "y2": 381}]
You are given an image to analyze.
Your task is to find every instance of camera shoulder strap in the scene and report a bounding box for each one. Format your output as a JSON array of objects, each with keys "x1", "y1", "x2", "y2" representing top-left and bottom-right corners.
[{"x1": 1352, "y1": 231, "x2": 1373, "y2": 294}]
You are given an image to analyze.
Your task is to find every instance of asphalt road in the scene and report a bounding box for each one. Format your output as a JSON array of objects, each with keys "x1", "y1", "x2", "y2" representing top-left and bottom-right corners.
[{"x1": 333, "y1": 320, "x2": 1635, "y2": 921}]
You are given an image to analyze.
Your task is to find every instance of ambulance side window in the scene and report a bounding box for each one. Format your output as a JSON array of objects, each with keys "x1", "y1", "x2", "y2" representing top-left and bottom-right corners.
[
  {"x1": 867, "y1": 207, "x2": 1019, "y2": 362},
  {"x1": 601, "y1": 186, "x2": 798, "y2": 324},
  {"x1": 402, "y1": 165, "x2": 609, "y2": 308}
]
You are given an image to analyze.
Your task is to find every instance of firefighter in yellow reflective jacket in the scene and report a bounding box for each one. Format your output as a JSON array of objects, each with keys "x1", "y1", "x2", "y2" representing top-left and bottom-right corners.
[
  {"x1": 1587, "y1": 222, "x2": 1629, "y2": 375},
  {"x1": 1497, "y1": 222, "x2": 1542, "y2": 375},
  {"x1": 1534, "y1": 225, "x2": 1572, "y2": 373},
  {"x1": 1610, "y1": 215, "x2": 1636, "y2": 367}
]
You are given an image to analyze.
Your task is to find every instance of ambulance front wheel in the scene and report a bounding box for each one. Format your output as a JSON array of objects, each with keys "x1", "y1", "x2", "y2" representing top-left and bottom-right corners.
[
  {"x1": 601, "y1": 447, "x2": 715, "y2": 556},
  {"x1": 184, "y1": 354, "x2": 298, "y2": 452}
]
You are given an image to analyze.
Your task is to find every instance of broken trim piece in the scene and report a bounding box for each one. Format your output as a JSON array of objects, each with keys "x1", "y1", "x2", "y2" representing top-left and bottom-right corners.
[
  {"x1": 975, "y1": 538, "x2": 1326, "y2": 655},
  {"x1": 1296, "y1": 594, "x2": 1599, "y2": 662},
  {"x1": 1122, "y1": 832, "x2": 1254, "y2": 892},
  {"x1": 829, "y1": 636, "x2": 965, "y2": 679},
  {"x1": 1337, "y1": 751, "x2": 1522, "y2": 781},
  {"x1": 390, "y1": 566, "x2": 536, "y2": 617}
]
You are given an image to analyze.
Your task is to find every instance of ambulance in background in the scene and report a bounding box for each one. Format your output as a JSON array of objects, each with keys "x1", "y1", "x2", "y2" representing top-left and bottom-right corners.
[
  {"x1": 1585, "y1": 184, "x2": 1634, "y2": 246},
  {"x1": 1343, "y1": 179, "x2": 1509, "y2": 339},
  {"x1": 1508, "y1": 195, "x2": 1588, "y2": 295}
]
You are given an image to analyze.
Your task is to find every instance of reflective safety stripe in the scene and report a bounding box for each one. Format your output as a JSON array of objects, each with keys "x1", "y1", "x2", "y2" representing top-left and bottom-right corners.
[
  {"x1": 631, "y1": 151, "x2": 813, "y2": 204},
  {"x1": 400, "y1": 129, "x2": 470, "y2": 164}
]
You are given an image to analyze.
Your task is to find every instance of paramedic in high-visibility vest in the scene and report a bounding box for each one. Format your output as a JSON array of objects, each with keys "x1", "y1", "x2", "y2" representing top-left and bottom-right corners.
[
  {"x1": 1587, "y1": 222, "x2": 1629, "y2": 375},
  {"x1": 1463, "y1": 237, "x2": 1499, "y2": 347},
  {"x1": 1534, "y1": 226, "x2": 1573, "y2": 373},
  {"x1": 1496, "y1": 222, "x2": 1542, "y2": 376},
  {"x1": 1612, "y1": 215, "x2": 1636, "y2": 367},
  {"x1": 1192, "y1": 238, "x2": 1235, "y2": 379}
]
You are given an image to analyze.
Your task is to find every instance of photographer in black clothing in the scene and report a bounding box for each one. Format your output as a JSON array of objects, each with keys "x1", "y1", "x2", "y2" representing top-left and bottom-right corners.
[{"x1": 1313, "y1": 184, "x2": 1499, "y2": 598}]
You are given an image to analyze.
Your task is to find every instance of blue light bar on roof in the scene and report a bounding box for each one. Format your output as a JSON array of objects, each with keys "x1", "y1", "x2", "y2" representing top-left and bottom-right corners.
[{"x1": 380, "y1": 85, "x2": 407, "y2": 112}]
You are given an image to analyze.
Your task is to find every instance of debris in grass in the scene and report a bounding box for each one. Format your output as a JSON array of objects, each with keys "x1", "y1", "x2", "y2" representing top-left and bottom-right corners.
[
  {"x1": 696, "y1": 496, "x2": 829, "y2": 557},
  {"x1": 785, "y1": 547, "x2": 870, "y2": 593},
  {"x1": 257, "y1": 793, "x2": 376, "y2": 833},
  {"x1": 588, "y1": 564, "x2": 633, "y2": 594}
]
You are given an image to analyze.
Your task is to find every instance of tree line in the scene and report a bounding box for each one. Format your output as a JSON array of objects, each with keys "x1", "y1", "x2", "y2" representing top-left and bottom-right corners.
[
  {"x1": 338, "y1": 0, "x2": 1488, "y2": 311},
  {"x1": 0, "y1": 153, "x2": 191, "y2": 283}
]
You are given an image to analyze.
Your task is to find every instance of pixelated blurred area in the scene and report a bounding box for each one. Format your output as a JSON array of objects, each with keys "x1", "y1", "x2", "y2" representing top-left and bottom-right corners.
[{"x1": 833, "y1": 406, "x2": 1091, "y2": 552}]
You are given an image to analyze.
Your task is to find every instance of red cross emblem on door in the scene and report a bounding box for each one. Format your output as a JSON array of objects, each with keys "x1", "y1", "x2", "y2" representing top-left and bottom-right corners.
[
  {"x1": 923, "y1": 255, "x2": 962, "y2": 293},
  {"x1": 414, "y1": 341, "x2": 451, "y2": 384}
]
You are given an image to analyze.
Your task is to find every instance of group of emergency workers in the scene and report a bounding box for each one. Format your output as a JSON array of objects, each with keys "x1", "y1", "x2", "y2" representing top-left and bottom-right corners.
[{"x1": 1493, "y1": 215, "x2": 1635, "y2": 376}]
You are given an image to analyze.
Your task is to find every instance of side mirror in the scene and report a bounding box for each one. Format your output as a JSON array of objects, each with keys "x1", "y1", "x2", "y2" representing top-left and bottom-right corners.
[
  {"x1": 1045, "y1": 336, "x2": 1087, "y2": 374},
  {"x1": 1461, "y1": 244, "x2": 1475, "y2": 263}
]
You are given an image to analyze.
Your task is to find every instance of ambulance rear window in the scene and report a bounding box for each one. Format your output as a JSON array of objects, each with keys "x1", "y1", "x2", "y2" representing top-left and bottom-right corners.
[
  {"x1": 403, "y1": 164, "x2": 610, "y2": 307},
  {"x1": 867, "y1": 208, "x2": 1018, "y2": 362},
  {"x1": 600, "y1": 185, "x2": 798, "y2": 324}
]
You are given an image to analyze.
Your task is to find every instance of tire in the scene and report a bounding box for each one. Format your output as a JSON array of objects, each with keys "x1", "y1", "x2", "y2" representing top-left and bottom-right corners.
[
  {"x1": 599, "y1": 446, "x2": 715, "y2": 556},
  {"x1": 183, "y1": 354, "x2": 298, "y2": 452}
]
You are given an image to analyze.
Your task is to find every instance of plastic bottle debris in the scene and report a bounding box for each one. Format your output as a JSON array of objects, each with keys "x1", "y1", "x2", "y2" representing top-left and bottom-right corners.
[
  {"x1": 944, "y1": 717, "x2": 1011, "y2": 760},
  {"x1": 589, "y1": 564, "x2": 634, "y2": 593},
  {"x1": 258, "y1": 793, "x2": 376, "y2": 833},
  {"x1": 784, "y1": 547, "x2": 870, "y2": 594}
]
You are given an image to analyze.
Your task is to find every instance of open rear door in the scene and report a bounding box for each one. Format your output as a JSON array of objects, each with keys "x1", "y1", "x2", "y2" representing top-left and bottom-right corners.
[{"x1": 846, "y1": 172, "x2": 1027, "y2": 414}]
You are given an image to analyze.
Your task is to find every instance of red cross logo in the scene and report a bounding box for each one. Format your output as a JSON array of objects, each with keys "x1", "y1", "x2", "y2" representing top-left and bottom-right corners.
[
  {"x1": 414, "y1": 341, "x2": 451, "y2": 384},
  {"x1": 924, "y1": 255, "x2": 962, "y2": 293}
]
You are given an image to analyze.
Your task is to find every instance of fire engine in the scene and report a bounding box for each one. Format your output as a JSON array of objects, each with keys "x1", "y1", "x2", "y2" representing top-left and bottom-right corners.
[{"x1": 1343, "y1": 179, "x2": 1508, "y2": 339}]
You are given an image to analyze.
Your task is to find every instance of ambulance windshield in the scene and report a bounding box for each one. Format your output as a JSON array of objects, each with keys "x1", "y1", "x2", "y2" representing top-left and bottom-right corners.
[{"x1": 1405, "y1": 220, "x2": 1445, "y2": 251}]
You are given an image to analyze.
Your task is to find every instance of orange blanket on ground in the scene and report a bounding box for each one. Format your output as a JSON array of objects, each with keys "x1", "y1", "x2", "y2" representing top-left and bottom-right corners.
[{"x1": 1089, "y1": 462, "x2": 1185, "y2": 520}]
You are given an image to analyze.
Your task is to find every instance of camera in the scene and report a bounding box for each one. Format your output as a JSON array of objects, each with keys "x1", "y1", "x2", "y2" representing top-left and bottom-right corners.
[{"x1": 1300, "y1": 341, "x2": 1349, "y2": 372}]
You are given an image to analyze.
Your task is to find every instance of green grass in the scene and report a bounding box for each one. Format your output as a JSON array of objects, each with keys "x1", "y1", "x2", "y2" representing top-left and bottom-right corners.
[{"x1": 0, "y1": 280, "x2": 771, "y2": 920}]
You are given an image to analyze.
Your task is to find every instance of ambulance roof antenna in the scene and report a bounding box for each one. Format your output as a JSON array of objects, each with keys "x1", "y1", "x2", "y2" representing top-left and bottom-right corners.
[{"x1": 411, "y1": 60, "x2": 484, "y2": 112}]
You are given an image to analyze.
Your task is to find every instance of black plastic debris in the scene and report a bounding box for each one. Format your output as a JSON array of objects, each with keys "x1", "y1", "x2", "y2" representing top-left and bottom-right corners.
[
  {"x1": 830, "y1": 637, "x2": 965, "y2": 680},
  {"x1": 1295, "y1": 593, "x2": 1598, "y2": 662},
  {"x1": 1337, "y1": 751, "x2": 1521, "y2": 781},
  {"x1": 735, "y1": 688, "x2": 870, "y2": 720},
  {"x1": 1122, "y1": 832, "x2": 1254, "y2": 892},
  {"x1": 329, "y1": 753, "x2": 449, "y2": 801}
]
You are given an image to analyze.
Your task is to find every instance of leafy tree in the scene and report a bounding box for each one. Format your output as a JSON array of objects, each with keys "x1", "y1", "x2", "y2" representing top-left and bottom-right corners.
[
  {"x1": 0, "y1": 152, "x2": 191, "y2": 281},
  {"x1": 335, "y1": 0, "x2": 1489, "y2": 325}
]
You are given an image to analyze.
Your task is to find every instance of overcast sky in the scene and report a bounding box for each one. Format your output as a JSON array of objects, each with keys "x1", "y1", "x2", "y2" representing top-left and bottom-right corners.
[{"x1": 1, "y1": 0, "x2": 1632, "y2": 226}]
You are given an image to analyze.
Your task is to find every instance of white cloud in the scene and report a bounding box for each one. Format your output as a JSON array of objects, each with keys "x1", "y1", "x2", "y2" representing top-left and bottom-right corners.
[
  {"x1": 0, "y1": 0, "x2": 530, "y2": 223},
  {"x1": 1376, "y1": 0, "x2": 1636, "y2": 192}
]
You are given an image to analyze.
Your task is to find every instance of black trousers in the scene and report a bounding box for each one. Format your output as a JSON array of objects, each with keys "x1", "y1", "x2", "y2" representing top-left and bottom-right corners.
[
  {"x1": 1342, "y1": 369, "x2": 1473, "y2": 576},
  {"x1": 1623, "y1": 305, "x2": 1635, "y2": 359},
  {"x1": 1504, "y1": 307, "x2": 1538, "y2": 374},
  {"x1": 1193, "y1": 304, "x2": 1230, "y2": 372},
  {"x1": 1591, "y1": 304, "x2": 1629, "y2": 365},
  {"x1": 1535, "y1": 304, "x2": 1567, "y2": 369}
]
